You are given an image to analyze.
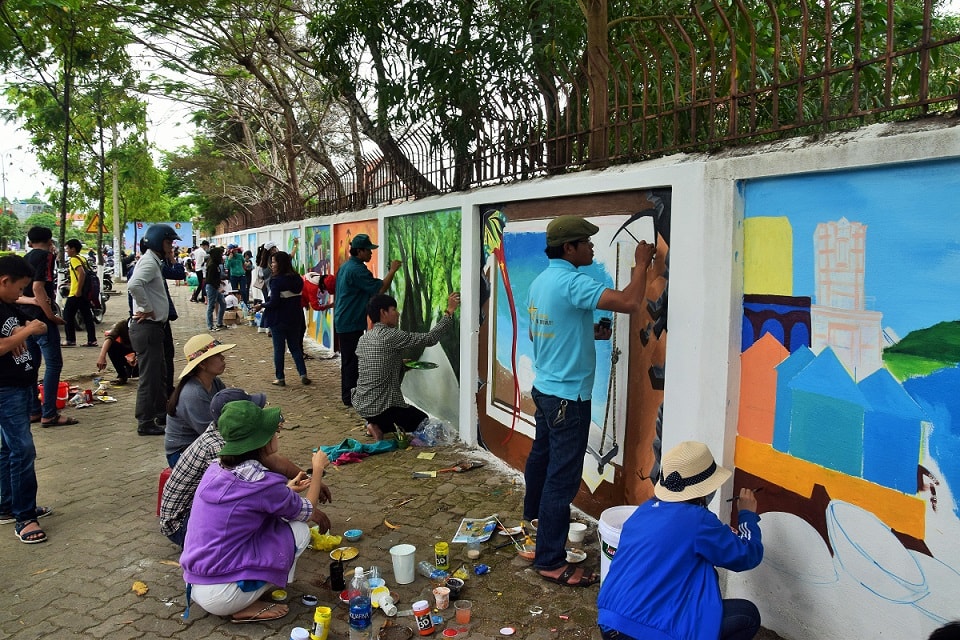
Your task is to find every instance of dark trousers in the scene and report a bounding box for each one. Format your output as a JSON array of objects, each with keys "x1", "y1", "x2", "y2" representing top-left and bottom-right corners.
[
  {"x1": 363, "y1": 405, "x2": 428, "y2": 433},
  {"x1": 129, "y1": 320, "x2": 167, "y2": 430},
  {"x1": 163, "y1": 321, "x2": 174, "y2": 400},
  {"x1": 599, "y1": 599, "x2": 761, "y2": 640},
  {"x1": 63, "y1": 295, "x2": 96, "y2": 344},
  {"x1": 191, "y1": 271, "x2": 205, "y2": 302},
  {"x1": 337, "y1": 330, "x2": 363, "y2": 406},
  {"x1": 106, "y1": 342, "x2": 138, "y2": 380},
  {"x1": 523, "y1": 387, "x2": 591, "y2": 571}
]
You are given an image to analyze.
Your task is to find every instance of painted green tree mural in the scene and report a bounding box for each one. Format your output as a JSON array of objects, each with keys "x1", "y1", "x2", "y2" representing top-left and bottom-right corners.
[{"x1": 386, "y1": 209, "x2": 462, "y2": 379}]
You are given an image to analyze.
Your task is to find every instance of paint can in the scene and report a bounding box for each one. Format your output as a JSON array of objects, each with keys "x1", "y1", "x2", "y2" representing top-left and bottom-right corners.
[
  {"x1": 435, "y1": 541, "x2": 449, "y2": 570},
  {"x1": 413, "y1": 599, "x2": 434, "y2": 636},
  {"x1": 599, "y1": 505, "x2": 638, "y2": 584}
]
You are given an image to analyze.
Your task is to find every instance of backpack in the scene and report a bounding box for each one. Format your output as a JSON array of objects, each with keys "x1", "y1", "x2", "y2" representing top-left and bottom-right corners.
[{"x1": 80, "y1": 259, "x2": 102, "y2": 309}]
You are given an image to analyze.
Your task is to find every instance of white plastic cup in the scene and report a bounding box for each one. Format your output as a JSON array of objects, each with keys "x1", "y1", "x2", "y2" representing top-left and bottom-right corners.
[
  {"x1": 568, "y1": 522, "x2": 588, "y2": 543},
  {"x1": 389, "y1": 543, "x2": 417, "y2": 584},
  {"x1": 433, "y1": 586, "x2": 450, "y2": 610}
]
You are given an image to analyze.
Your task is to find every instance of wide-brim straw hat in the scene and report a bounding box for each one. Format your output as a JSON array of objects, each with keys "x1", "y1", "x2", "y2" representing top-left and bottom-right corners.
[
  {"x1": 178, "y1": 333, "x2": 236, "y2": 380},
  {"x1": 654, "y1": 441, "x2": 732, "y2": 502}
]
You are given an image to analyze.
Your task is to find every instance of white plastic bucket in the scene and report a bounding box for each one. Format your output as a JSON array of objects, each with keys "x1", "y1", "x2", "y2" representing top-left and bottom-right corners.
[{"x1": 598, "y1": 505, "x2": 638, "y2": 584}]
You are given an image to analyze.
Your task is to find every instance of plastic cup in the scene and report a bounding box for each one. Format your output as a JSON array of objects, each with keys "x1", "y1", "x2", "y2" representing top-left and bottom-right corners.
[
  {"x1": 389, "y1": 543, "x2": 417, "y2": 584},
  {"x1": 454, "y1": 599, "x2": 472, "y2": 624},
  {"x1": 433, "y1": 586, "x2": 450, "y2": 610},
  {"x1": 568, "y1": 522, "x2": 587, "y2": 543}
]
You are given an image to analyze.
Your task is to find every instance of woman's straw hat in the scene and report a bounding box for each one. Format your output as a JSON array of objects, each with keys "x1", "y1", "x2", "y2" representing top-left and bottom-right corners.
[
  {"x1": 654, "y1": 441, "x2": 732, "y2": 502},
  {"x1": 178, "y1": 333, "x2": 236, "y2": 380}
]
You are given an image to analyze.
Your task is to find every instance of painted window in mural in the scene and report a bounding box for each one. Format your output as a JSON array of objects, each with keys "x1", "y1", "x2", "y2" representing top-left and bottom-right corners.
[
  {"x1": 478, "y1": 192, "x2": 670, "y2": 502},
  {"x1": 738, "y1": 159, "x2": 960, "y2": 636},
  {"x1": 384, "y1": 209, "x2": 462, "y2": 426},
  {"x1": 305, "y1": 224, "x2": 333, "y2": 349}
]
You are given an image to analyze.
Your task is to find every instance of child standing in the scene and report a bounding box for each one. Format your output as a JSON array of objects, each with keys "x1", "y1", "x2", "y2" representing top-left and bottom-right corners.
[{"x1": 0, "y1": 255, "x2": 54, "y2": 543}]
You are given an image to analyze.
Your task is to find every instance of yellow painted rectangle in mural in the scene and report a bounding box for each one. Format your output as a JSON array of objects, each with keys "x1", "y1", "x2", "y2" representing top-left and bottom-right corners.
[
  {"x1": 744, "y1": 217, "x2": 793, "y2": 295},
  {"x1": 735, "y1": 436, "x2": 924, "y2": 539}
]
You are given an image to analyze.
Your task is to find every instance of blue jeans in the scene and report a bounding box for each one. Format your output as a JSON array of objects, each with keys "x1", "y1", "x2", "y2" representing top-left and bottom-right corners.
[
  {"x1": 599, "y1": 599, "x2": 761, "y2": 640},
  {"x1": 27, "y1": 321, "x2": 63, "y2": 420},
  {"x1": 523, "y1": 387, "x2": 591, "y2": 571},
  {"x1": 205, "y1": 285, "x2": 225, "y2": 329},
  {"x1": 0, "y1": 386, "x2": 39, "y2": 522},
  {"x1": 271, "y1": 324, "x2": 307, "y2": 380}
]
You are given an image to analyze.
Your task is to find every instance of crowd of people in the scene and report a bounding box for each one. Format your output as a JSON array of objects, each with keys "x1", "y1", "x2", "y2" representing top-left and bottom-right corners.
[{"x1": 7, "y1": 218, "x2": 957, "y2": 637}]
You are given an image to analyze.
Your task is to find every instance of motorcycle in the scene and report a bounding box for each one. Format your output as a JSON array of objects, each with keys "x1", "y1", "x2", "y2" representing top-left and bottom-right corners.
[{"x1": 102, "y1": 266, "x2": 114, "y2": 292}]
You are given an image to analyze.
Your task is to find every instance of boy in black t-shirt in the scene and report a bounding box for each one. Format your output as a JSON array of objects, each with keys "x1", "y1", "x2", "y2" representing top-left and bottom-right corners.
[{"x1": 0, "y1": 255, "x2": 52, "y2": 544}]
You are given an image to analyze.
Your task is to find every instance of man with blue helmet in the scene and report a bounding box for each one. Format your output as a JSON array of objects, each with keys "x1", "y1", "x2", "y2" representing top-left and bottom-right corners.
[{"x1": 128, "y1": 224, "x2": 181, "y2": 436}]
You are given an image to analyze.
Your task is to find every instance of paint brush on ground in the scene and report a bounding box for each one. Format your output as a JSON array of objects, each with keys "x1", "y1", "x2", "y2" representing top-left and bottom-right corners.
[
  {"x1": 493, "y1": 514, "x2": 524, "y2": 551},
  {"x1": 727, "y1": 487, "x2": 764, "y2": 502}
]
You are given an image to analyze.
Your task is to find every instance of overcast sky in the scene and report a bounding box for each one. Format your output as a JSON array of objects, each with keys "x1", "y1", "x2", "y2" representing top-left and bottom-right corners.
[{"x1": 1, "y1": 91, "x2": 195, "y2": 203}]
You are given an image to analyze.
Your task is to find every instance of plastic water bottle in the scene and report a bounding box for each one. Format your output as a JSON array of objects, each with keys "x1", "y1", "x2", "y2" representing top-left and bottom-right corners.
[
  {"x1": 417, "y1": 560, "x2": 448, "y2": 582},
  {"x1": 348, "y1": 566, "x2": 372, "y2": 640}
]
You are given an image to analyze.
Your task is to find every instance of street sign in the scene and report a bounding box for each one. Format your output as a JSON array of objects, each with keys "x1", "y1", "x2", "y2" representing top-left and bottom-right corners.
[{"x1": 85, "y1": 214, "x2": 108, "y2": 234}]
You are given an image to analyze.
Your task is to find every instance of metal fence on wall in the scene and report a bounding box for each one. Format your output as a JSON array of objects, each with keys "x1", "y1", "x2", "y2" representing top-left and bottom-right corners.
[{"x1": 220, "y1": 0, "x2": 960, "y2": 231}]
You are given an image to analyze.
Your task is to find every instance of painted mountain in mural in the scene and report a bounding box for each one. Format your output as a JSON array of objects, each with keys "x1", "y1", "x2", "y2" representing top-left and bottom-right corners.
[{"x1": 884, "y1": 320, "x2": 960, "y2": 380}]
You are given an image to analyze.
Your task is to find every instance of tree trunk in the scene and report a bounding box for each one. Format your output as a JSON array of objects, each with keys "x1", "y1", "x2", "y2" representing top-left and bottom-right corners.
[{"x1": 586, "y1": 0, "x2": 610, "y2": 167}]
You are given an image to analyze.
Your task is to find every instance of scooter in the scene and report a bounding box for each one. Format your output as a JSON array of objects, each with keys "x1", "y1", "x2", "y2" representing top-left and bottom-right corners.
[{"x1": 102, "y1": 266, "x2": 114, "y2": 292}]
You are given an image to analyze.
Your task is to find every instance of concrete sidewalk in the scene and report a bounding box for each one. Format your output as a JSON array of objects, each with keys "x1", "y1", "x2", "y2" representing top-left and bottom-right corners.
[{"x1": 0, "y1": 280, "x2": 782, "y2": 640}]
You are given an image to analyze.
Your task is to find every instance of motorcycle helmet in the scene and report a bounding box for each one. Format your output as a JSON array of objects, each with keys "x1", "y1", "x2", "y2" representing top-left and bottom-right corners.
[{"x1": 144, "y1": 224, "x2": 181, "y2": 252}]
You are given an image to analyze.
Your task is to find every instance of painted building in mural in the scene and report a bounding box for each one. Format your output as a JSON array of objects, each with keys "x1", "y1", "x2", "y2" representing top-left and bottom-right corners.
[{"x1": 735, "y1": 158, "x2": 960, "y2": 637}]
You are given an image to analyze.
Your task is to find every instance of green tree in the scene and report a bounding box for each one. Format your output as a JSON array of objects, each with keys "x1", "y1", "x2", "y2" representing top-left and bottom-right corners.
[{"x1": 0, "y1": 211, "x2": 22, "y2": 250}]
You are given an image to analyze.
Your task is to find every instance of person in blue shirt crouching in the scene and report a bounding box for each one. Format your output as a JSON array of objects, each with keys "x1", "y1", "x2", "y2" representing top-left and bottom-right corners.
[{"x1": 598, "y1": 441, "x2": 763, "y2": 640}]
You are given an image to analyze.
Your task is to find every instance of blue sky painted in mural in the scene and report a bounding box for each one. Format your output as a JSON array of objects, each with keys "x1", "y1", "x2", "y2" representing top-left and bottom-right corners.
[
  {"x1": 494, "y1": 229, "x2": 615, "y2": 425},
  {"x1": 742, "y1": 158, "x2": 960, "y2": 337}
]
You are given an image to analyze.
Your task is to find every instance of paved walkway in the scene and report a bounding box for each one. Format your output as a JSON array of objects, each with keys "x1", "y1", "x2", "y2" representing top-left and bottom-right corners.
[{"x1": 0, "y1": 280, "x2": 783, "y2": 640}]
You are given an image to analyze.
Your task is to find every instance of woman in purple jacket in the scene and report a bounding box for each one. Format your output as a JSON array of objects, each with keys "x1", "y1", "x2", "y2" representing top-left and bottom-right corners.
[
  {"x1": 597, "y1": 441, "x2": 763, "y2": 640},
  {"x1": 180, "y1": 400, "x2": 329, "y2": 623}
]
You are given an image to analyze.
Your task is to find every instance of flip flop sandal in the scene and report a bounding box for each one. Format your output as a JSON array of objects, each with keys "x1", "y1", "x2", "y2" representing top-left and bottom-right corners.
[
  {"x1": 0, "y1": 507, "x2": 51, "y2": 525},
  {"x1": 61, "y1": 342, "x2": 76, "y2": 347},
  {"x1": 230, "y1": 602, "x2": 288, "y2": 623},
  {"x1": 15, "y1": 520, "x2": 47, "y2": 544},
  {"x1": 41, "y1": 415, "x2": 80, "y2": 427},
  {"x1": 30, "y1": 414, "x2": 41, "y2": 423},
  {"x1": 539, "y1": 564, "x2": 599, "y2": 588}
]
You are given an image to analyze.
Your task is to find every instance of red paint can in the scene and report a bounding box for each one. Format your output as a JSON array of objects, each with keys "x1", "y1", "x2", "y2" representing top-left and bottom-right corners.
[{"x1": 84, "y1": 389, "x2": 93, "y2": 404}]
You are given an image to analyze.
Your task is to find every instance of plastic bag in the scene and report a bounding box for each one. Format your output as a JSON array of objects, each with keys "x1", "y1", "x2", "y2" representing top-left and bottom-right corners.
[{"x1": 411, "y1": 419, "x2": 455, "y2": 447}]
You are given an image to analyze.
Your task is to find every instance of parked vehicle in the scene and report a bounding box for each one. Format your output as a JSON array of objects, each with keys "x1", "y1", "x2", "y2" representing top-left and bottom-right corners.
[{"x1": 102, "y1": 266, "x2": 114, "y2": 292}]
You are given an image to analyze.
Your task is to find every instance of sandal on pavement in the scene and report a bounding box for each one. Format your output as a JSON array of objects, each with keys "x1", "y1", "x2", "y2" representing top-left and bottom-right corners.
[
  {"x1": 15, "y1": 520, "x2": 47, "y2": 544},
  {"x1": 83, "y1": 341, "x2": 99, "y2": 347},
  {"x1": 61, "y1": 341, "x2": 76, "y2": 347},
  {"x1": 539, "y1": 564, "x2": 598, "y2": 588},
  {"x1": 230, "y1": 602, "x2": 288, "y2": 623},
  {"x1": 271, "y1": 379, "x2": 286, "y2": 386},
  {"x1": 30, "y1": 414, "x2": 41, "y2": 423},
  {"x1": 41, "y1": 415, "x2": 79, "y2": 427},
  {"x1": 1, "y1": 506, "x2": 53, "y2": 524}
]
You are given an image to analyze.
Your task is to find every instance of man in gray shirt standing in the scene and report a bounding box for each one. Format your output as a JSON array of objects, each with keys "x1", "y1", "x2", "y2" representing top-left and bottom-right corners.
[{"x1": 128, "y1": 224, "x2": 181, "y2": 436}]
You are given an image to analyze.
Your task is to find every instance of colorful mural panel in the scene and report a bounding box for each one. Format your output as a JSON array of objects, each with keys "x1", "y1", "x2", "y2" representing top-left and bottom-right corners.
[
  {"x1": 477, "y1": 190, "x2": 670, "y2": 510},
  {"x1": 333, "y1": 219, "x2": 379, "y2": 277},
  {"x1": 284, "y1": 228, "x2": 303, "y2": 274},
  {"x1": 736, "y1": 159, "x2": 960, "y2": 636},
  {"x1": 384, "y1": 210, "x2": 462, "y2": 426},
  {"x1": 305, "y1": 224, "x2": 333, "y2": 349}
]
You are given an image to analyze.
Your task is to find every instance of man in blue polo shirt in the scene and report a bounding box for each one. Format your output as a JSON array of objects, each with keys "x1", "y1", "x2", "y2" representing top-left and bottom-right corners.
[
  {"x1": 524, "y1": 215, "x2": 656, "y2": 588},
  {"x1": 334, "y1": 234, "x2": 401, "y2": 407}
]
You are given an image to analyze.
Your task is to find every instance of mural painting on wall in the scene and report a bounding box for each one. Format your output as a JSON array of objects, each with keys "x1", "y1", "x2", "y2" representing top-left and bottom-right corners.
[
  {"x1": 478, "y1": 191, "x2": 670, "y2": 512},
  {"x1": 737, "y1": 159, "x2": 960, "y2": 635},
  {"x1": 384, "y1": 209, "x2": 462, "y2": 427},
  {"x1": 285, "y1": 228, "x2": 303, "y2": 273},
  {"x1": 333, "y1": 219, "x2": 379, "y2": 277},
  {"x1": 305, "y1": 224, "x2": 333, "y2": 350}
]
